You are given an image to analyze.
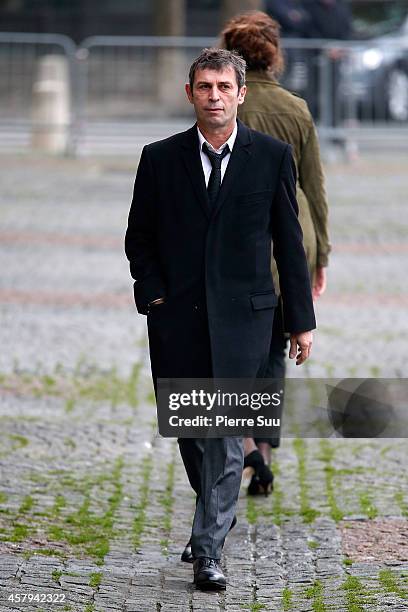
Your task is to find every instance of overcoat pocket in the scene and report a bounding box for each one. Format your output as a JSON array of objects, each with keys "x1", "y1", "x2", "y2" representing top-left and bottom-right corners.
[{"x1": 250, "y1": 292, "x2": 278, "y2": 310}]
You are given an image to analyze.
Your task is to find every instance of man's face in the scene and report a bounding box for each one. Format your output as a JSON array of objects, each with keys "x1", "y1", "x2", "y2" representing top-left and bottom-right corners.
[{"x1": 185, "y1": 66, "x2": 246, "y2": 130}]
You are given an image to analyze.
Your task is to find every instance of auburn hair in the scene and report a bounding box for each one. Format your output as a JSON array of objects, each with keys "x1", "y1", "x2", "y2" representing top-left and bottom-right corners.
[{"x1": 221, "y1": 11, "x2": 284, "y2": 77}]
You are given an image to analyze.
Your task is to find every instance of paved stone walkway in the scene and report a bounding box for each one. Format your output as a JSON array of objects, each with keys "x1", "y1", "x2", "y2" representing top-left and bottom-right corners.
[{"x1": 0, "y1": 153, "x2": 407, "y2": 611}]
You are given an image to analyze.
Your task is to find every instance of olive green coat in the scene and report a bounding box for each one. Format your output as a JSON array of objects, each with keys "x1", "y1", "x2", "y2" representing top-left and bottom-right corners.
[{"x1": 238, "y1": 71, "x2": 331, "y2": 290}]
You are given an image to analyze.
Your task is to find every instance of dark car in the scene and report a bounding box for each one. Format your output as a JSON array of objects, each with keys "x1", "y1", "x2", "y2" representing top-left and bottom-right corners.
[{"x1": 346, "y1": 8, "x2": 408, "y2": 122}]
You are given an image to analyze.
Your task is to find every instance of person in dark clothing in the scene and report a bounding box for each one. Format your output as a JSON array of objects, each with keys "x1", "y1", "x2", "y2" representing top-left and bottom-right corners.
[
  {"x1": 305, "y1": 0, "x2": 352, "y2": 40},
  {"x1": 302, "y1": 0, "x2": 353, "y2": 123},
  {"x1": 125, "y1": 48, "x2": 315, "y2": 590},
  {"x1": 266, "y1": 0, "x2": 313, "y2": 95},
  {"x1": 265, "y1": 0, "x2": 311, "y2": 37}
]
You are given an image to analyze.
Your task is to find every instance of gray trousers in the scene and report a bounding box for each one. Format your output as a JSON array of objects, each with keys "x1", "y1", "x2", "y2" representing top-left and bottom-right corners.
[{"x1": 178, "y1": 436, "x2": 243, "y2": 560}]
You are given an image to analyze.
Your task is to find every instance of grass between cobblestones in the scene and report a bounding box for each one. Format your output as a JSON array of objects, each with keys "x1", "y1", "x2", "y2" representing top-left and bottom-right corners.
[
  {"x1": 316, "y1": 440, "x2": 382, "y2": 522},
  {"x1": 0, "y1": 455, "x2": 127, "y2": 563},
  {"x1": 378, "y1": 568, "x2": 408, "y2": 599},
  {"x1": 89, "y1": 571, "x2": 103, "y2": 588},
  {"x1": 246, "y1": 496, "x2": 257, "y2": 525},
  {"x1": 51, "y1": 569, "x2": 63, "y2": 582},
  {"x1": 0, "y1": 360, "x2": 142, "y2": 411},
  {"x1": 305, "y1": 378, "x2": 329, "y2": 437},
  {"x1": 317, "y1": 439, "x2": 345, "y2": 521},
  {"x1": 47, "y1": 456, "x2": 125, "y2": 563},
  {"x1": 158, "y1": 443, "x2": 177, "y2": 556},
  {"x1": 132, "y1": 453, "x2": 153, "y2": 550},
  {"x1": 304, "y1": 579, "x2": 325, "y2": 611},
  {"x1": 267, "y1": 460, "x2": 287, "y2": 526},
  {"x1": 259, "y1": 570, "x2": 408, "y2": 612},
  {"x1": 394, "y1": 490, "x2": 408, "y2": 517},
  {"x1": 282, "y1": 570, "x2": 408, "y2": 611},
  {"x1": 341, "y1": 574, "x2": 373, "y2": 611},
  {"x1": 358, "y1": 491, "x2": 378, "y2": 519},
  {"x1": 0, "y1": 433, "x2": 29, "y2": 457},
  {"x1": 293, "y1": 438, "x2": 320, "y2": 523},
  {"x1": 282, "y1": 586, "x2": 293, "y2": 610}
]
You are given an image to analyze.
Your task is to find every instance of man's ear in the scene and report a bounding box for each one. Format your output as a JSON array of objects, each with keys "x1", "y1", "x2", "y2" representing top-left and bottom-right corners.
[
  {"x1": 185, "y1": 82, "x2": 194, "y2": 104},
  {"x1": 237, "y1": 85, "x2": 247, "y2": 105}
]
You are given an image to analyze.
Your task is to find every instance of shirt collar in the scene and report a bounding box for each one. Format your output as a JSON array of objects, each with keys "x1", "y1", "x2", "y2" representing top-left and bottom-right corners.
[{"x1": 197, "y1": 122, "x2": 237, "y2": 154}]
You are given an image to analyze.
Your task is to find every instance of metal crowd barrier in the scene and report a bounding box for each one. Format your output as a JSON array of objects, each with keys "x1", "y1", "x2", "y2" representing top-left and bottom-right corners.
[
  {"x1": 0, "y1": 33, "x2": 407, "y2": 155},
  {"x1": 0, "y1": 33, "x2": 77, "y2": 154}
]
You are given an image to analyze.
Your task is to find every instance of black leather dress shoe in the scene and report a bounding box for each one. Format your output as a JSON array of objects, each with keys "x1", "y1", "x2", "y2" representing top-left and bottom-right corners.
[
  {"x1": 193, "y1": 557, "x2": 226, "y2": 591},
  {"x1": 181, "y1": 515, "x2": 237, "y2": 563}
]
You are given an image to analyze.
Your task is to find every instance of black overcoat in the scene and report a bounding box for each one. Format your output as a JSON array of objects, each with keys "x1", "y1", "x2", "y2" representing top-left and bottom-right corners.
[{"x1": 125, "y1": 119, "x2": 315, "y2": 379}]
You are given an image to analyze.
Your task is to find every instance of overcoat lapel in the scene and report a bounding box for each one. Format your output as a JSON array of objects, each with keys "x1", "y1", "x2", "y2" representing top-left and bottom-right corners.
[
  {"x1": 180, "y1": 120, "x2": 253, "y2": 220},
  {"x1": 180, "y1": 125, "x2": 211, "y2": 220},
  {"x1": 213, "y1": 119, "x2": 252, "y2": 218}
]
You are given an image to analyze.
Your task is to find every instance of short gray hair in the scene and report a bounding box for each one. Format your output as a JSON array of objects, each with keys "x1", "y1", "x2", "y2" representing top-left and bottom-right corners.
[{"x1": 189, "y1": 48, "x2": 246, "y2": 91}]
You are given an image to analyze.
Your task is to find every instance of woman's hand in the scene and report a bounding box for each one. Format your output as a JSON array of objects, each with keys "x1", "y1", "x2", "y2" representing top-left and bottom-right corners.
[{"x1": 312, "y1": 267, "x2": 327, "y2": 300}]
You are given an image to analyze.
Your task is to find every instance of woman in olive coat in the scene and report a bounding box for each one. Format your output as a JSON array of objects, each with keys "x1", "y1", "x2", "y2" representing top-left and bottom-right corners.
[{"x1": 222, "y1": 11, "x2": 331, "y2": 494}]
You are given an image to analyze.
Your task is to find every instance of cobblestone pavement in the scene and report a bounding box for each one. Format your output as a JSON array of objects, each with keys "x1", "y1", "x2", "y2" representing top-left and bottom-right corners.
[{"x1": 0, "y1": 153, "x2": 408, "y2": 612}]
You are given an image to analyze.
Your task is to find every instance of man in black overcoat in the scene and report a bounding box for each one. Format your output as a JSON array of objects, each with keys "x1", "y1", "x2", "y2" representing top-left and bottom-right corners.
[{"x1": 125, "y1": 48, "x2": 315, "y2": 591}]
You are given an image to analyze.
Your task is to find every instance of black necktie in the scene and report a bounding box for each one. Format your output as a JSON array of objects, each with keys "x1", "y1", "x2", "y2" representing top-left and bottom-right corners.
[{"x1": 202, "y1": 142, "x2": 230, "y2": 207}]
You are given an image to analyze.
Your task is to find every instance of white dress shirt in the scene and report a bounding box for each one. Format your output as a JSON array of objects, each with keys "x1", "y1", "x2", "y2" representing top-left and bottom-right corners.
[{"x1": 197, "y1": 123, "x2": 238, "y2": 187}]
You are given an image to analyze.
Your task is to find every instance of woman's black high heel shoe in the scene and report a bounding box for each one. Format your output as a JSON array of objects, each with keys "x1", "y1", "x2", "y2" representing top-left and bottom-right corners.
[{"x1": 244, "y1": 450, "x2": 274, "y2": 496}]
